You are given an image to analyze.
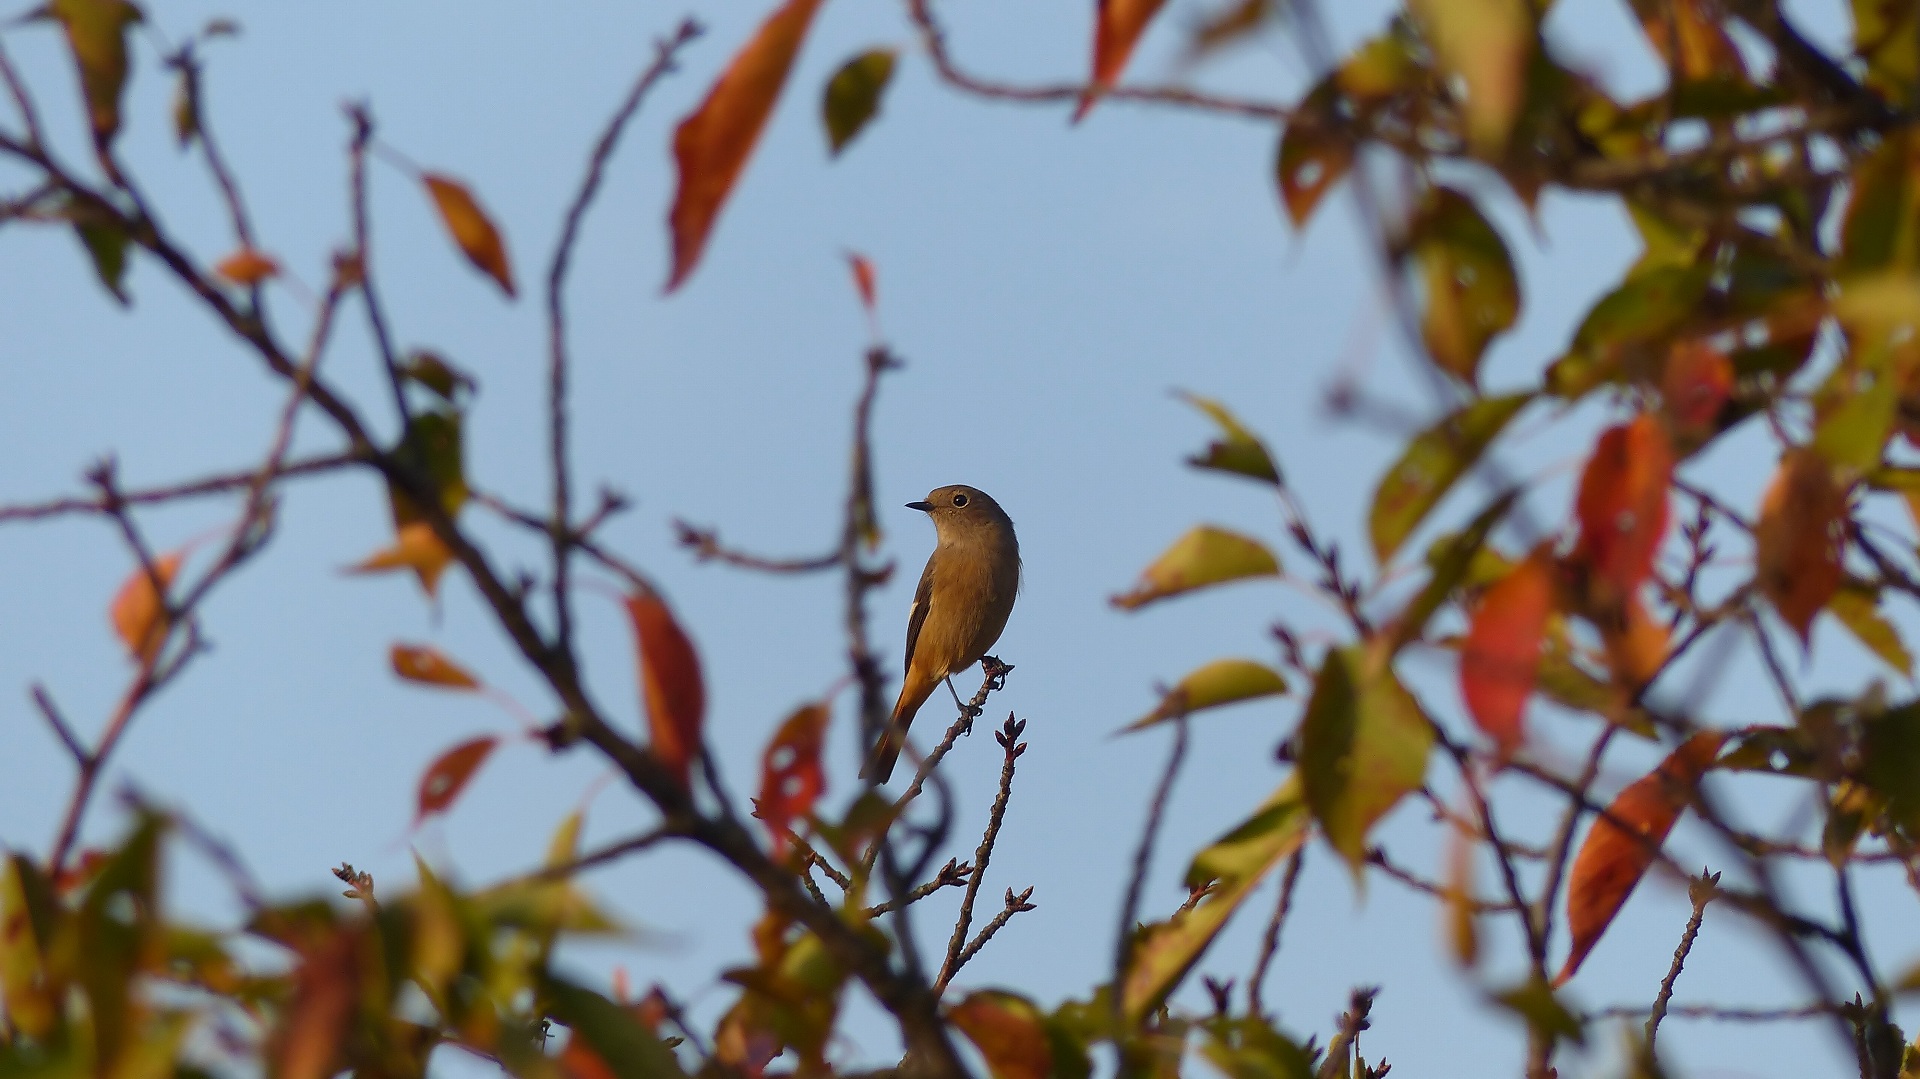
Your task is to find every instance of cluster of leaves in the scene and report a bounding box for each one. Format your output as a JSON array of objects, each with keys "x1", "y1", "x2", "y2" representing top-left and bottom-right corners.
[{"x1": 22, "y1": 0, "x2": 1920, "y2": 1076}]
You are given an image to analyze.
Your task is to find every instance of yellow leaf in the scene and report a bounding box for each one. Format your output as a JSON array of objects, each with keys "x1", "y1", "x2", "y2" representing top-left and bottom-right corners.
[
  {"x1": 1124, "y1": 658, "x2": 1288, "y2": 731},
  {"x1": 1111, "y1": 525, "x2": 1279, "y2": 609},
  {"x1": 49, "y1": 0, "x2": 142, "y2": 148},
  {"x1": 423, "y1": 174, "x2": 516, "y2": 297},
  {"x1": 347, "y1": 521, "x2": 455, "y2": 597},
  {"x1": 1408, "y1": 0, "x2": 1531, "y2": 155}
]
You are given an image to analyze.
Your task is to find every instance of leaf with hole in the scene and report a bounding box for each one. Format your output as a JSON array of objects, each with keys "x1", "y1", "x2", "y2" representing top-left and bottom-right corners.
[
  {"x1": 757, "y1": 702, "x2": 829, "y2": 853},
  {"x1": 415, "y1": 737, "x2": 498, "y2": 824}
]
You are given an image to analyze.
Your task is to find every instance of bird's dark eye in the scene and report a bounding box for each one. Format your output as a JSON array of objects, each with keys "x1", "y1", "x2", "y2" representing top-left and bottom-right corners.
[{"x1": 951, "y1": 493, "x2": 969, "y2": 507}]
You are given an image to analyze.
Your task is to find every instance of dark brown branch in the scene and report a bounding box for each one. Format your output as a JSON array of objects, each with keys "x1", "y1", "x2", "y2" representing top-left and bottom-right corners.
[
  {"x1": 31, "y1": 684, "x2": 85, "y2": 764},
  {"x1": 937, "y1": 714, "x2": 1026, "y2": 989},
  {"x1": 525, "y1": 828, "x2": 675, "y2": 882},
  {"x1": 0, "y1": 451, "x2": 358, "y2": 524},
  {"x1": 867, "y1": 857, "x2": 971, "y2": 918},
  {"x1": 1366, "y1": 846, "x2": 1520, "y2": 913},
  {"x1": 946, "y1": 886, "x2": 1037, "y2": 981},
  {"x1": 674, "y1": 520, "x2": 841, "y2": 573},
  {"x1": 903, "y1": 0, "x2": 1288, "y2": 121}
]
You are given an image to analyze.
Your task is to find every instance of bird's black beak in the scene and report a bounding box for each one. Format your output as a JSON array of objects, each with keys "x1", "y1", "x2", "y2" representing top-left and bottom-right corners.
[{"x1": 906, "y1": 501, "x2": 933, "y2": 512}]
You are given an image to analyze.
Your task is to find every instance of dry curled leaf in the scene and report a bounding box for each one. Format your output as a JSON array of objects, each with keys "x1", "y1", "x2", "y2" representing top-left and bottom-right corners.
[
  {"x1": 111, "y1": 549, "x2": 185, "y2": 665},
  {"x1": 214, "y1": 247, "x2": 280, "y2": 286},
  {"x1": 346, "y1": 521, "x2": 457, "y2": 597},
  {"x1": 423, "y1": 173, "x2": 516, "y2": 297},
  {"x1": 847, "y1": 252, "x2": 877, "y2": 313},
  {"x1": 390, "y1": 644, "x2": 480, "y2": 691}
]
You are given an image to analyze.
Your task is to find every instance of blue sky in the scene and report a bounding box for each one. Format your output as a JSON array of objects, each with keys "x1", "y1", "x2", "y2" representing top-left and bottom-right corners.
[{"x1": 0, "y1": 0, "x2": 1906, "y2": 1076}]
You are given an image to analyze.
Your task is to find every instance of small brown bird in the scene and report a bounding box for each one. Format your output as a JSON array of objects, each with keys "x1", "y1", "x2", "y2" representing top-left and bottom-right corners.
[{"x1": 860, "y1": 484, "x2": 1021, "y2": 783}]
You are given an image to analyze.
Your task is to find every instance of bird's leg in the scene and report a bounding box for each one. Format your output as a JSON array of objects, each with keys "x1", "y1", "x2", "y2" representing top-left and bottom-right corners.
[{"x1": 946, "y1": 676, "x2": 978, "y2": 736}]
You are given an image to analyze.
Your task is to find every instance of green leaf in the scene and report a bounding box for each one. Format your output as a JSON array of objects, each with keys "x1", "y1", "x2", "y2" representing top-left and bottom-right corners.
[
  {"x1": 1546, "y1": 266, "x2": 1712, "y2": 397},
  {"x1": 1120, "y1": 778, "x2": 1309, "y2": 1025},
  {"x1": 544, "y1": 977, "x2": 690, "y2": 1079},
  {"x1": 392, "y1": 409, "x2": 468, "y2": 517},
  {"x1": 1368, "y1": 393, "x2": 1530, "y2": 564},
  {"x1": 1854, "y1": 0, "x2": 1920, "y2": 97},
  {"x1": 71, "y1": 211, "x2": 130, "y2": 305},
  {"x1": 1493, "y1": 977, "x2": 1585, "y2": 1047},
  {"x1": 1409, "y1": 187, "x2": 1519, "y2": 384},
  {"x1": 1386, "y1": 490, "x2": 1515, "y2": 651},
  {"x1": 1863, "y1": 702, "x2": 1920, "y2": 838},
  {"x1": 822, "y1": 49, "x2": 896, "y2": 156},
  {"x1": 1842, "y1": 131, "x2": 1920, "y2": 273},
  {"x1": 1813, "y1": 341, "x2": 1900, "y2": 473},
  {"x1": 1299, "y1": 646, "x2": 1434, "y2": 877},
  {"x1": 1, "y1": 855, "x2": 60, "y2": 1041},
  {"x1": 1124, "y1": 658, "x2": 1288, "y2": 732},
  {"x1": 47, "y1": 0, "x2": 143, "y2": 148},
  {"x1": 1179, "y1": 391, "x2": 1281, "y2": 485},
  {"x1": 1831, "y1": 583, "x2": 1913, "y2": 676},
  {"x1": 1112, "y1": 525, "x2": 1280, "y2": 609},
  {"x1": 1200, "y1": 1015, "x2": 1316, "y2": 1079},
  {"x1": 401, "y1": 350, "x2": 476, "y2": 405}
]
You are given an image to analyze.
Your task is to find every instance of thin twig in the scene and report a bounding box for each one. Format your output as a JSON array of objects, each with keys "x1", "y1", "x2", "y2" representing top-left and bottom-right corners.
[
  {"x1": 0, "y1": 452, "x2": 357, "y2": 524},
  {"x1": 1114, "y1": 716, "x2": 1190, "y2": 1020},
  {"x1": 31, "y1": 684, "x2": 85, "y2": 764},
  {"x1": 937, "y1": 715, "x2": 1027, "y2": 989},
  {"x1": 547, "y1": 18, "x2": 703, "y2": 663},
  {"x1": 866, "y1": 858, "x2": 971, "y2": 918},
  {"x1": 1647, "y1": 871, "x2": 1719, "y2": 1051},
  {"x1": 947, "y1": 887, "x2": 1037, "y2": 980},
  {"x1": 1248, "y1": 850, "x2": 1304, "y2": 1017}
]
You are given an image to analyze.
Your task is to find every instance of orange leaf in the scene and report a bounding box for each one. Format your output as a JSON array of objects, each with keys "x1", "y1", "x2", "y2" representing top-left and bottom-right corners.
[
  {"x1": 1572, "y1": 414, "x2": 1672, "y2": 600},
  {"x1": 1756, "y1": 449, "x2": 1847, "y2": 644},
  {"x1": 415, "y1": 736, "x2": 498, "y2": 824},
  {"x1": 346, "y1": 521, "x2": 456, "y2": 597},
  {"x1": 1556, "y1": 731, "x2": 1723, "y2": 985},
  {"x1": 666, "y1": 0, "x2": 827, "y2": 292},
  {"x1": 847, "y1": 252, "x2": 877, "y2": 313},
  {"x1": 626, "y1": 589, "x2": 706, "y2": 787},
  {"x1": 947, "y1": 991, "x2": 1053, "y2": 1079},
  {"x1": 390, "y1": 644, "x2": 480, "y2": 691},
  {"x1": 1460, "y1": 549, "x2": 1553, "y2": 757},
  {"x1": 1602, "y1": 593, "x2": 1670, "y2": 689},
  {"x1": 110, "y1": 549, "x2": 185, "y2": 665},
  {"x1": 559, "y1": 1040, "x2": 621, "y2": 1079},
  {"x1": 1075, "y1": 0, "x2": 1171, "y2": 122},
  {"x1": 215, "y1": 248, "x2": 280, "y2": 286},
  {"x1": 423, "y1": 174, "x2": 516, "y2": 297},
  {"x1": 757, "y1": 702, "x2": 830, "y2": 854}
]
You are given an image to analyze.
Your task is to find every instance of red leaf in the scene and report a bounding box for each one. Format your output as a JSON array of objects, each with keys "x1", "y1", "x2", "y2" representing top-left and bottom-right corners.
[
  {"x1": 1661, "y1": 340, "x2": 1733, "y2": 438},
  {"x1": 1460, "y1": 549, "x2": 1554, "y2": 757},
  {"x1": 1756, "y1": 449, "x2": 1847, "y2": 644},
  {"x1": 1074, "y1": 0, "x2": 1171, "y2": 122},
  {"x1": 110, "y1": 549, "x2": 185, "y2": 665},
  {"x1": 414, "y1": 737, "x2": 498, "y2": 824},
  {"x1": 757, "y1": 702, "x2": 830, "y2": 854},
  {"x1": 278, "y1": 929, "x2": 360, "y2": 1079},
  {"x1": 847, "y1": 252, "x2": 877, "y2": 313},
  {"x1": 666, "y1": 0, "x2": 827, "y2": 292},
  {"x1": 1556, "y1": 731, "x2": 1723, "y2": 985},
  {"x1": 1572, "y1": 414, "x2": 1672, "y2": 599},
  {"x1": 626, "y1": 590, "x2": 706, "y2": 787}
]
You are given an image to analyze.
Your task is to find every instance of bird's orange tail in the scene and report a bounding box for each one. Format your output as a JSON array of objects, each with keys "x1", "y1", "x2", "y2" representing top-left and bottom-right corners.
[{"x1": 861, "y1": 673, "x2": 938, "y2": 783}]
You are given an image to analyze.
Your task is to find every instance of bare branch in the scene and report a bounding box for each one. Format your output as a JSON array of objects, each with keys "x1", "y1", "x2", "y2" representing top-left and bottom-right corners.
[{"x1": 938, "y1": 714, "x2": 1027, "y2": 989}]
